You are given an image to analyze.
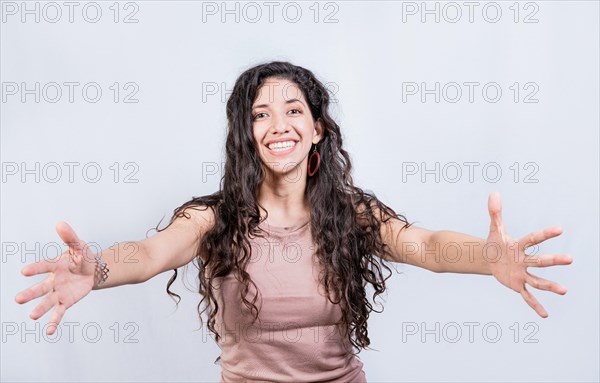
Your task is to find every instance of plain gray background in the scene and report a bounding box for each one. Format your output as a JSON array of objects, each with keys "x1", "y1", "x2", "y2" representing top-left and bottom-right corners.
[{"x1": 2, "y1": 1, "x2": 598, "y2": 381}]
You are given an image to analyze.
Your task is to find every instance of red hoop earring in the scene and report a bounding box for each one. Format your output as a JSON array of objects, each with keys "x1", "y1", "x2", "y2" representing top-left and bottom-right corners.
[{"x1": 307, "y1": 145, "x2": 321, "y2": 176}]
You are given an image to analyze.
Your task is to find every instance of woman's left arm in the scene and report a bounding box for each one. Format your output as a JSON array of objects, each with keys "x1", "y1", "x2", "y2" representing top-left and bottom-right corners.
[{"x1": 379, "y1": 192, "x2": 573, "y2": 318}]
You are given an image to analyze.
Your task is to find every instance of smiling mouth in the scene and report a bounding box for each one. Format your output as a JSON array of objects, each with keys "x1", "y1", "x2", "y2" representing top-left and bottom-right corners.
[{"x1": 266, "y1": 140, "x2": 298, "y2": 152}]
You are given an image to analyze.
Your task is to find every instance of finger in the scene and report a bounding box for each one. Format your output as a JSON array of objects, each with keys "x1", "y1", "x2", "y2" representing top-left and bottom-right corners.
[
  {"x1": 20, "y1": 259, "x2": 56, "y2": 278},
  {"x1": 488, "y1": 192, "x2": 505, "y2": 235},
  {"x1": 518, "y1": 226, "x2": 564, "y2": 249},
  {"x1": 520, "y1": 285, "x2": 548, "y2": 318},
  {"x1": 47, "y1": 303, "x2": 67, "y2": 336},
  {"x1": 15, "y1": 274, "x2": 55, "y2": 304},
  {"x1": 526, "y1": 271, "x2": 567, "y2": 295},
  {"x1": 524, "y1": 253, "x2": 573, "y2": 268},
  {"x1": 30, "y1": 290, "x2": 58, "y2": 321},
  {"x1": 55, "y1": 221, "x2": 84, "y2": 252}
]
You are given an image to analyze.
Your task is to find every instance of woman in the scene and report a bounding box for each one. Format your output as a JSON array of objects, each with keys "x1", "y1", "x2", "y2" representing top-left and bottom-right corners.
[{"x1": 15, "y1": 61, "x2": 573, "y2": 382}]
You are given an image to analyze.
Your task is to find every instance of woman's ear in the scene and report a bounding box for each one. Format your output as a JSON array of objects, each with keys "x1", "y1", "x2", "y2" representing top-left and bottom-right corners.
[{"x1": 313, "y1": 118, "x2": 325, "y2": 144}]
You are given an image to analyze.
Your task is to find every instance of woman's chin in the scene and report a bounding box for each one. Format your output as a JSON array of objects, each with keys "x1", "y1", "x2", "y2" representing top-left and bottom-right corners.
[{"x1": 263, "y1": 163, "x2": 305, "y2": 180}]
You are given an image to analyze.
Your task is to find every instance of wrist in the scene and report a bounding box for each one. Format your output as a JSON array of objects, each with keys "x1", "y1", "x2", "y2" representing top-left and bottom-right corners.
[{"x1": 92, "y1": 252, "x2": 110, "y2": 290}]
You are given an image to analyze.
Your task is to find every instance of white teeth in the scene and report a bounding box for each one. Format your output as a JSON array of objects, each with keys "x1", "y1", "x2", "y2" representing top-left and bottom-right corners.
[{"x1": 268, "y1": 141, "x2": 296, "y2": 151}]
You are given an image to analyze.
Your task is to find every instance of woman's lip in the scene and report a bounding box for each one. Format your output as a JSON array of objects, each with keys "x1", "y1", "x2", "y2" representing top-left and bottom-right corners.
[{"x1": 265, "y1": 141, "x2": 298, "y2": 156}]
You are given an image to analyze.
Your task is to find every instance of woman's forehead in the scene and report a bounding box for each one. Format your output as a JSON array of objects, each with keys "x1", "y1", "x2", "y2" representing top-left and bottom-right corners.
[{"x1": 255, "y1": 78, "x2": 304, "y2": 104}]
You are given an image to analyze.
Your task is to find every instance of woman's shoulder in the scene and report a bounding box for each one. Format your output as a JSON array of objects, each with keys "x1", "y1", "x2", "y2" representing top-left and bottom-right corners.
[
  {"x1": 353, "y1": 193, "x2": 406, "y2": 230},
  {"x1": 170, "y1": 192, "x2": 222, "y2": 232}
]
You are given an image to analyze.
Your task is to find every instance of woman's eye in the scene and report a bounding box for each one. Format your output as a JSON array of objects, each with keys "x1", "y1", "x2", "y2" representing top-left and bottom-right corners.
[{"x1": 253, "y1": 109, "x2": 300, "y2": 120}]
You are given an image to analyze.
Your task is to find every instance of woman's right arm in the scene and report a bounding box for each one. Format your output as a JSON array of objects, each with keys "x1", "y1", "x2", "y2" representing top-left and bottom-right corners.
[
  {"x1": 15, "y1": 204, "x2": 215, "y2": 334},
  {"x1": 139, "y1": 205, "x2": 216, "y2": 284},
  {"x1": 96, "y1": 205, "x2": 215, "y2": 289}
]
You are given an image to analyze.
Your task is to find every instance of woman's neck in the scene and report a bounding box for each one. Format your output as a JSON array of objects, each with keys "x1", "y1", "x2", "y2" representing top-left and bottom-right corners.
[{"x1": 257, "y1": 176, "x2": 310, "y2": 226}]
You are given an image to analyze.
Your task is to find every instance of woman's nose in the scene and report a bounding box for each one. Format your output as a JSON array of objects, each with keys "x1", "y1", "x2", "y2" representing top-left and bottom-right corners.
[{"x1": 270, "y1": 115, "x2": 290, "y2": 133}]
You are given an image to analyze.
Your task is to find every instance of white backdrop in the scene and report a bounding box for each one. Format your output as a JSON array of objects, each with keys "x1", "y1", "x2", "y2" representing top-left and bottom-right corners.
[{"x1": 1, "y1": 1, "x2": 598, "y2": 382}]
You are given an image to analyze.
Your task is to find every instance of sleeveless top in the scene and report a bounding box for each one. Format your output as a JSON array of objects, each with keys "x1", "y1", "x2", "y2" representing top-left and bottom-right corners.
[{"x1": 208, "y1": 216, "x2": 367, "y2": 382}]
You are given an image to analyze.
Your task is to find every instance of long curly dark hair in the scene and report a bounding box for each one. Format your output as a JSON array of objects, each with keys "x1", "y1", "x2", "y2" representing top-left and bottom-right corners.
[{"x1": 156, "y1": 61, "x2": 412, "y2": 354}]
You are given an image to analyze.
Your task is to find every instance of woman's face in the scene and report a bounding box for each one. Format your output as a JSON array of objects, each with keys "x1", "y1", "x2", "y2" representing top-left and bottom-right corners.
[{"x1": 251, "y1": 77, "x2": 323, "y2": 180}]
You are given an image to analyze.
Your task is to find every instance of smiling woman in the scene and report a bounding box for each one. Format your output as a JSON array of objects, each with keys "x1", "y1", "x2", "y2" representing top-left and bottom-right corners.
[
  {"x1": 15, "y1": 61, "x2": 573, "y2": 383},
  {"x1": 155, "y1": 61, "x2": 414, "y2": 382}
]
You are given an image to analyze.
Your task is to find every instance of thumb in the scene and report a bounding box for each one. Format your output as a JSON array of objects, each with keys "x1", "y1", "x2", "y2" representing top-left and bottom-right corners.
[
  {"x1": 488, "y1": 192, "x2": 504, "y2": 235},
  {"x1": 55, "y1": 221, "x2": 84, "y2": 253}
]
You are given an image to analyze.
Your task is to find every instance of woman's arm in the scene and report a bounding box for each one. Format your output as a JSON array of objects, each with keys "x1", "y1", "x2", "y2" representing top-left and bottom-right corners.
[
  {"x1": 373, "y1": 192, "x2": 572, "y2": 317},
  {"x1": 92, "y1": 205, "x2": 215, "y2": 290},
  {"x1": 141, "y1": 205, "x2": 215, "y2": 281},
  {"x1": 379, "y1": 219, "x2": 491, "y2": 275},
  {"x1": 16, "y1": 205, "x2": 215, "y2": 335}
]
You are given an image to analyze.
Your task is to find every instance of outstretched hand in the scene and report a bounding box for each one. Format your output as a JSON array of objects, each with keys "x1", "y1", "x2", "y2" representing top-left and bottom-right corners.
[
  {"x1": 485, "y1": 192, "x2": 573, "y2": 318},
  {"x1": 15, "y1": 221, "x2": 97, "y2": 335}
]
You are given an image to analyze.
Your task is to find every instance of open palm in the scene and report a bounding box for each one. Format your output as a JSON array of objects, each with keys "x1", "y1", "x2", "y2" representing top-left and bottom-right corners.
[
  {"x1": 486, "y1": 192, "x2": 573, "y2": 318},
  {"x1": 15, "y1": 221, "x2": 97, "y2": 335}
]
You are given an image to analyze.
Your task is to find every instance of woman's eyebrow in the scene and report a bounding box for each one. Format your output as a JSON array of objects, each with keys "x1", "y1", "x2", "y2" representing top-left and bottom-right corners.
[{"x1": 252, "y1": 98, "x2": 305, "y2": 110}]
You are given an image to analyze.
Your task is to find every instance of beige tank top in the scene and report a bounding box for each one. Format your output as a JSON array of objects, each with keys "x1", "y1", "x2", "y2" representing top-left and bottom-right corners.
[{"x1": 210, "y1": 216, "x2": 367, "y2": 382}]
